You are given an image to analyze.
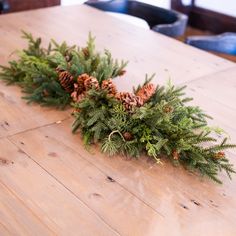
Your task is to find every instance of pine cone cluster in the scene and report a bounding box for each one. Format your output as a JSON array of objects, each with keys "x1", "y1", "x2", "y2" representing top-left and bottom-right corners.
[
  {"x1": 116, "y1": 92, "x2": 143, "y2": 111},
  {"x1": 57, "y1": 68, "x2": 74, "y2": 93},
  {"x1": 136, "y1": 83, "x2": 156, "y2": 103},
  {"x1": 71, "y1": 73, "x2": 100, "y2": 102},
  {"x1": 56, "y1": 67, "x2": 157, "y2": 110},
  {"x1": 102, "y1": 79, "x2": 117, "y2": 96},
  {"x1": 115, "y1": 83, "x2": 156, "y2": 111}
]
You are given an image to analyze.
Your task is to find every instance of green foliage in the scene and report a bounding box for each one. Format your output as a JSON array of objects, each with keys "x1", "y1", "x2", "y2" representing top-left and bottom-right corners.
[
  {"x1": 72, "y1": 79, "x2": 236, "y2": 183},
  {"x1": 1, "y1": 32, "x2": 235, "y2": 184},
  {"x1": 0, "y1": 31, "x2": 127, "y2": 108}
]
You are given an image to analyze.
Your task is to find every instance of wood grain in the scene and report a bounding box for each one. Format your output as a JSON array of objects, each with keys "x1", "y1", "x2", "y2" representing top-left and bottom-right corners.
[
  {"x1": 0, "y1": 138, "x2": 118, "y2": 236},
  {"x1": 183, "y1": 67, "x2": 236, "y2": 111},
  {"x1": 0, "y1": 4, "x2": 236, "y2": 236},
  {"x1": 0, "y1": 5, "x2": 235, "y2": 91},
  {"x1": 0, "y1": 82, "x2": 70, "y2": 138},
  {"x1": 9, "y1": 117, "x2": 236, "y2": 236},
  {"x1": 9, "y1": 129, "x2": 173, "y2": 236}
]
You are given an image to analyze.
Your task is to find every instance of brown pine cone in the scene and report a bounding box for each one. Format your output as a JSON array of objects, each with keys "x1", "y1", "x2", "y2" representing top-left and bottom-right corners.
[
  {"x1": 84, "y1": 76, "x2": 99, "y2": 90},
  {"x1": 71, "y1": 83, "x2": 79, "y2": 102},
  {"x1": 82, "y1": 47, "x2": 89, "y2": 58},
  {"x1": 214, "y1": 151, "x2": 225, "y2": 159},
  {"x1": 118, "y1": 70, "x2": 126, "y2": 76},
  {"x1": 101, "y1": 79, "x2": 117, "y2": 96},
  {"x1": 116, "y1": 92, "x2": 143, "y2": 111},
  {"x1": 163, "y1": 105, "x2": 174, "y2": 114},
  {"x1": 76, "y1": 73, "x2": 90, "y2": 94},
  {"x1": 57, "y1": 70, "x2": 74, "y2": 93},
  {"x1": 136, "y1": 83, "x2": 156, "y2": 103},
  {"x1": 172, "y1": 149, "x2": 179, "y2": 160},
  {"x1": 71, "y1": 89, "x2": 86, "y2": 103},
  {"x1": 123, "y1": 132, "x2": 133, "y2": 141},
  {"x1": 42, "y1": 89, "x2": 49, "y2": 97}
]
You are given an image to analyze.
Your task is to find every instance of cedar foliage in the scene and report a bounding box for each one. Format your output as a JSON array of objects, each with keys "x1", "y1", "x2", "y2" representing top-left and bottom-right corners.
[{"x1": 0, "y1": 32, "x2": 235, "y2": 183}]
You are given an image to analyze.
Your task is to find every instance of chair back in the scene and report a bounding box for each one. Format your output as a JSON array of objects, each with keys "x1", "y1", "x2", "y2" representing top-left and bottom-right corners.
[
  {"x1": 85, "y1": 0, "x2": 188, "y2": 37},
  {"x1": 0, "y1": 0, "x2": 9, "y2": 13},
  {"x1": 186, "y1": 33, "x2": 236, "y2": 55}
]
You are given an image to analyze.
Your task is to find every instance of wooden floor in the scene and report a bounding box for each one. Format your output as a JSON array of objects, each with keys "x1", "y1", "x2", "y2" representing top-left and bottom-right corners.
[{"x1": 1, "y1": 5, "x2": 236, "y2": 236}]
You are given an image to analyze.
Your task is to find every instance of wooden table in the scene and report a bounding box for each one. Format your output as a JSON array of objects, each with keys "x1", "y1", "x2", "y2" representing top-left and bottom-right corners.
[{"x1": 0, "y1": 5, "x2": 236, "y2": 236}]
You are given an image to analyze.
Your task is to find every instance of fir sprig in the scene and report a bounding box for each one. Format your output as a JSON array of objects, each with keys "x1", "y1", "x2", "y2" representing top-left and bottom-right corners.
[
  {"x1": 0, "y1": 32, "x2": 127, "y2": 108},
  {"x1": 0, "y1": 32, "x2": 235, "y2": 184},
  {"x1": 72, "y1": 78, "x2": 236, "y2": 183}
]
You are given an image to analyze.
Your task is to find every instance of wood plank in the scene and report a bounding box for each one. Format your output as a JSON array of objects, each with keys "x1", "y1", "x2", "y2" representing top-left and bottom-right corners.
[
  {"x1": 8, "y1": 129, "x2": 174, "y2": 236},
  {"x1": 183, "y1": 67, "x2": 236, "y2": 111},
  {"x1": 9, "y1": 120, "x2": 236, "y2": 236},
  {"x1": 0, "y1": 82, "x2": 70, "y2": 138},
  {"x1": 180, "y1": 81, "x2": 236, "y2": 154},
  {"x1": 0, "y1": 5, "x2": 235, "y2": 92},
  {"x1": 0, "y1": 181, "x2": 54, "y2": 236},
  {"x1": 1, "y1": 5, "x2": 236, "y2": 235},
  {"x1": 0, "y1": 138, "x2": 118, "y2": 236}
]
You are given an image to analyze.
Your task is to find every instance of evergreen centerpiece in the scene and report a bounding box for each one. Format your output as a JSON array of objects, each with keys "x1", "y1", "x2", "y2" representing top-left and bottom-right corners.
[{"x1": 0, "y1": 32, "x2": 235, "y2": 184}]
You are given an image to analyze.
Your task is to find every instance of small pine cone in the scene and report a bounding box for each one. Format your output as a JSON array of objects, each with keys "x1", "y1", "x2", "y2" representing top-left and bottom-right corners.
[
  {"x1": 65, "y1": 55, "x2": 71, "y2": 62},
  {"x1": 42, "y1": 89, "x2": 49, "y2": 97},
  {"x1": 71, "y1": 89, "x2": 86, "y2": 103},
  {"x1": 214, "y1": 151, "x2": 225, "y2": 159},
  {"x1": 118, "y1": 70, "x2": 126, "y2": 76},
  {"x1": 101, "y1": 79, "x2": 117, "y2": 96},
  {"x1": 71, "y1": 83, "x2": 79, "y2": 102},
  {"x1": 72, "y1": 108, "x2": 81, "y2": 115},
  {"x1": 82, "y1": 47, "x2": 89, "y2": 58},
  {"x1": 123, "y1": 132, "x2": 133, "y2": 141},
  {"x1": 58, "y1": 70, "x2": 74, "y2": 93},
  {"x1": 76, "y1": 73, "x2": 90, "y2": 93},
  {"x1": 163, "y1": 105, "x2": 174, "y2": 114},
  {"x1": 136, "y1": 83, "x2": 156, "y2": 103},
  {"x1": 172, "y1": 149, "x2": 179, "y2": 160},
  {"x1": 84, "y1": 76, "x2": 99, "y2": 90},
  {"x1": 116, "y1": 92, "x2": 143, "y2": 111}
]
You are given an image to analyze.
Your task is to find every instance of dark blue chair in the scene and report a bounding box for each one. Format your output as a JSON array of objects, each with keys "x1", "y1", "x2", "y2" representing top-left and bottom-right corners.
[
  {"x1": 85, "y1": 0, "x2": 188, "y2": 37},
  {"x1": 0, "y1": 0, "x2": 9, "y2": 13},
  {"x1": 186, "y1": 33, "x2": 236, "y2": 55}
]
